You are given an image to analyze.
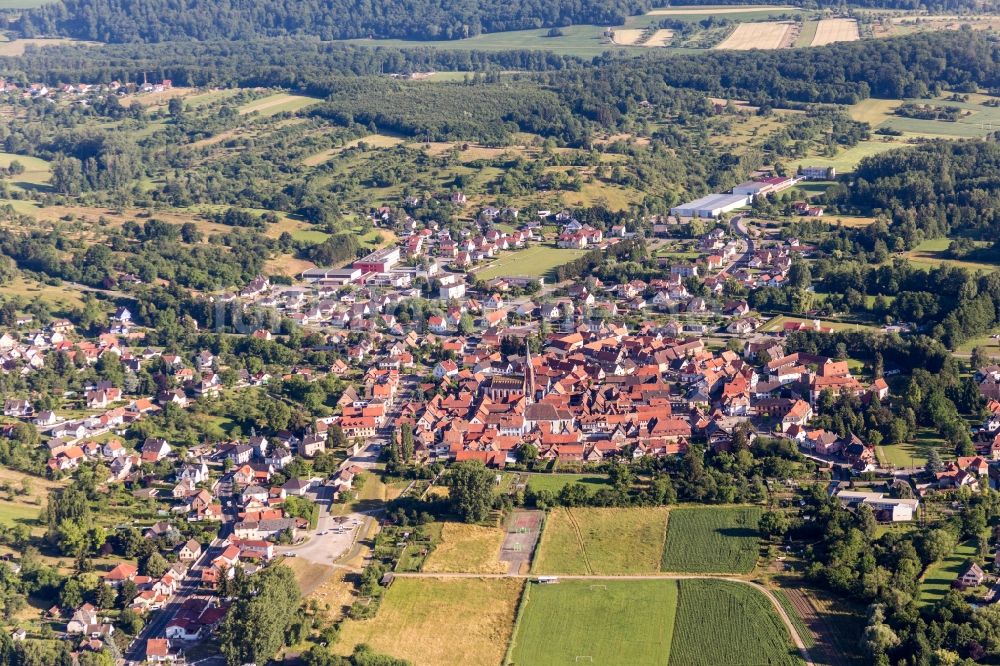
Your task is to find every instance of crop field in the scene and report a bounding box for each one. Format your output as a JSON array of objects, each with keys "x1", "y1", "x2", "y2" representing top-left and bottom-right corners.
[
  {"x1": 811, "y1": 18, "x2": 859, "y2": 46},
  {"x1": 660, "y1": 506, "x2": 763, "y2": 574},
  {"x1": 473, "y1": 244, "x2": 589, "y2": 280},
  {"x1": 422, "y1": 523, "x2": 508, "y2": 574},
  {"x1": 919, "y1": 539, "x2": 979, "y2": 606},
  {"x1": 508, "y1": 579, "x2": 678, "y2": 666},
  {"x1": 533, "y1": 507, "x2": 669, "y2": 575},
  {"x1": 237, "y1": 93, "x2": 321, "y2": 117},
  {"x1": 715, "y1": 21, "x2": 795, "y2": 50},
  {"x1": 670, "y1": 580, "x2": 802, "y2": 666},
  {"x1": 334, "y1": 577, "x2": 522, "y2": 666}
]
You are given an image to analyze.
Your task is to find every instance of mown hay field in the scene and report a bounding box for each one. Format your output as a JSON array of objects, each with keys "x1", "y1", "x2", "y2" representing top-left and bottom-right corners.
[
  {"x1": 610, "y1": 28, "x2": 645, "y2": 45},
  {"x1": 422, "y1": 523, "x2": 507, "y2": 574},
  {"x1": 644, "y1": 29, "x2": 674, "y2": 46},
  {"x1": 532, "y1": 507, "x2": 668, "y2": 575},
  {"x1": 508, "y1": 579, "x2": 678, "y2": 665},
  {"x1": 334, "y1": 577, "x2": 522, "y2": 666},
  {"x1": 811, "y1": 18, "x2": 859, "y2": 46},
  {"x1": 660, "y1": 506, "x2": 763, "y2": 573},
  {"x1": 669, "y1": 579, "x2": 803, "y2": 666},
  {"x1": 715, "y1": 21, "x2": 795, "y2": 50}
]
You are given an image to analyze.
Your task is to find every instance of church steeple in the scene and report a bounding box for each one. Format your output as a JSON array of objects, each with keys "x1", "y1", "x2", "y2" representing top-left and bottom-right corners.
[{"x1": 523, "y1": 339, "x2": 536, "y2": 404}]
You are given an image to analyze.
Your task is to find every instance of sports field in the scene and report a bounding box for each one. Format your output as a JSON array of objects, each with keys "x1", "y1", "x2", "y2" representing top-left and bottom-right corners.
[
  {"x1": 533, "y1": 507, "x2": 669, "y2": 575},
  {"x1": 661, "y1": 506, "x2": 763, "y2": 574},
  {"x1": 473, "y1": 244, "x2": 589, "y2": 280},
  {"x1": 715, "y1": 21, "x2": 795, "y2": 50},
  {"x1": 334, "y1": 577, "x2": 522, "y2": 666},
  {"x1": 811, "y1": 18, "x2": 859, "y2": 46},
  {"x1": 422, "y1": 523, "x2": 508, "y2": 574},
  {"x1": 669, "y1": 580, "x2": 803, "y2": 666},
  {"x1": 508, "y1": 579, "x2": 678, "y2": 665}
]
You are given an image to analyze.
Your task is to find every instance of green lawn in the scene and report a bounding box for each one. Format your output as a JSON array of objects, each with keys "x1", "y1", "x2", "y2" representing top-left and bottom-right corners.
[
  {"x1": 670, "y1": 580, "x2": 803, "y2": 666},
  {"x1": 0, "y1": 152, "x2": 51, "y2": 187},
  {"x1": 918, "y1": 540, "x2": 979, "y2": 606},
  {"x1": 661, "y1": 506, "x2": 763, "y2": 574},
  {"x1": 902, "y1": 238, "x2": 1000, "y2": 272},
  {"x1": 508, "y1": 579, "x2": 678, "y2": 665},
  {"x1": 524, "y1": 473, "x2": 610, "y2": 496},
  {"x1": 473, "y1": 244, "x2": 589, "y2": 281},
  {"x1": 0, "y1": 502, "x2": 41, "y2": 527},
  {"x1": 789, "y1": 140, "x2": 904, "y2": 174},
  {"x1": 760, "y1": 315, "x2": 882, "y2": 334},
  {"x1": 290, "y1": 229, "x2": 331, "y2": 243},
  {"x1": 877, "y1": 429, "x2": 949, "y2": 468}
]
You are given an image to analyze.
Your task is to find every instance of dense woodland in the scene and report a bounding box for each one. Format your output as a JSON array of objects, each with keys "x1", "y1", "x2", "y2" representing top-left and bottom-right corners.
[
  {"x1": 12, "y1": 0, "x2": 649, "y2": 42},
  {"x1": 8, "y1": 0, "x2": 991, "y2": 43}
]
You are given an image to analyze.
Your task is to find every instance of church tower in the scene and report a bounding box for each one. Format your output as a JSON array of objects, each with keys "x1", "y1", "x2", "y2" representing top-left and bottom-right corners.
[{"x1": 523, "y1": 339, "x2": 536, "y2": 404}]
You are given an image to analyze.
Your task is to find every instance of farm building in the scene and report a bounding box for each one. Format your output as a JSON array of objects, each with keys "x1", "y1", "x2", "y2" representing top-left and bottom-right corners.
[{"x1": 670, "y1": 193, "x2": 749, "y2": 219}]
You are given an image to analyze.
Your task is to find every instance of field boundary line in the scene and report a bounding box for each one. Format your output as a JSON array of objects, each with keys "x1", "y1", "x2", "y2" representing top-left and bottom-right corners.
[
  {"x1": 502, "y1": 579, "x2": 532, "y2": 665},
  {"x1": 658, "y1": 508, "x2": 671, "y2": 572},
  {"x1": 564, "y1": 508, "x2": 595, "y2": 575}
]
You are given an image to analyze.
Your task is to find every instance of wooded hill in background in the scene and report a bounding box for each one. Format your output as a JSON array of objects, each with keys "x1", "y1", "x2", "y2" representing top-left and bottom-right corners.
[
  {"x1": 9, "y1": 0, "x2": 992, "y2": 43},
  {"x1": 0, "y1": 30, "x2": 997, "y2": 109}
]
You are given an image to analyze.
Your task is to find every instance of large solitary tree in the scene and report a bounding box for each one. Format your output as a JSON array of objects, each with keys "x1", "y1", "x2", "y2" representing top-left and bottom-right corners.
[{"x1": 447, "y1": 460, "x2": 495, "y2": 523}]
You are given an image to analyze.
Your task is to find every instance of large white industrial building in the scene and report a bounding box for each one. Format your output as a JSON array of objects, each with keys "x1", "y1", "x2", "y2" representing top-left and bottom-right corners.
[{"x1": 670, "y1": 193, "x2": 750, "y2": 219}]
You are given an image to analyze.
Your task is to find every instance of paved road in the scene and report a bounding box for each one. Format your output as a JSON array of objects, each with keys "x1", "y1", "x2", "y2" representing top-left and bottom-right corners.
[
  {"x1": 392, "y1": 571, "x2": 815, "y2": 666},
  {"x1": 719, "y1": 214, "x2": 754, "y2": 278},
  {"x1": 123, "y1": 545, "x2": 218, "y2": 663}
]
